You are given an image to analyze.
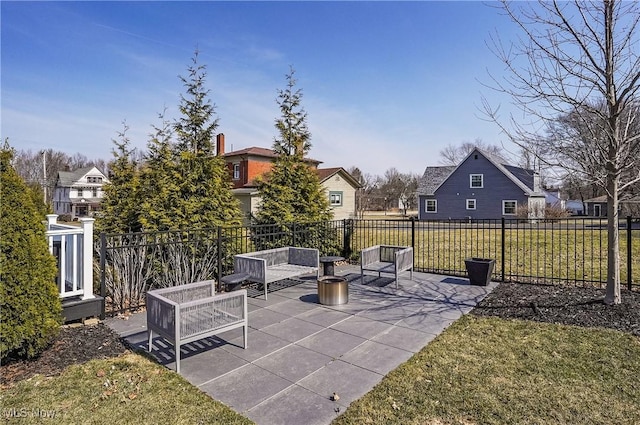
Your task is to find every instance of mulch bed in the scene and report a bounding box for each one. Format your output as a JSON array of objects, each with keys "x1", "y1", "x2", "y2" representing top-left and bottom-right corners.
[
  {"x1": 470, "y1": 283, "x2": 640, "y2": 336},
  {"x1": 1, "y1": 282, "x2": 638, "y2": 389},
  {"x1": 0, "y1": 323, "x2": 128, "y2": 388}
]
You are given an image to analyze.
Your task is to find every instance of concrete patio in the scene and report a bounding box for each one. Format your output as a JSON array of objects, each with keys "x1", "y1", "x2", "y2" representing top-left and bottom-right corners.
[{"x1": 105, "y1": 265, "x2": 497, "y2": 425}]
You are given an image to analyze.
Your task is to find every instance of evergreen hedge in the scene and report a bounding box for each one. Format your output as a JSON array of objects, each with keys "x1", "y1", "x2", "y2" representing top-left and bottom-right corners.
[{"x1": 1, "y1": 145, "x2": 61, "y2": 361}]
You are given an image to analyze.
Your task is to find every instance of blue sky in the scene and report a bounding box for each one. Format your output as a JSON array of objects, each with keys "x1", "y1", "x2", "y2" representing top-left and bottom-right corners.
[{"x1": 1, "y1": 1, "x2": 520, "y2": 176}]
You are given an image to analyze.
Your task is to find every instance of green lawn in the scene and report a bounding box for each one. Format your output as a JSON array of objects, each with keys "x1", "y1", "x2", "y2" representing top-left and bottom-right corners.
[
  {"x1": 0, "y1": 353, "x2": 252, "y2": 425},
  {"x1": 349, "y1": 223, "x2": 640, "y2": 285},
  {"x1": 3, "y1": 317, "x2": 638, "y2": 424},
  {"x1": 333, "y1": 315, "x2": 640, "y2": 425}
]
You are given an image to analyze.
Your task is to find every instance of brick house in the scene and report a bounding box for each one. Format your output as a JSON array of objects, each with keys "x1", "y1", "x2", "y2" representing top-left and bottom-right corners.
[{"x1": 216, "y1": 134, "x2": 360, "y2": 221}]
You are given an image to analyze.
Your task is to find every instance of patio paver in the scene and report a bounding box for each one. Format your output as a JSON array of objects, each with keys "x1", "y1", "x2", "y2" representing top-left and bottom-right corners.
[{"x1": 105, "y1": 266, "x2": 498, "y2": 425}]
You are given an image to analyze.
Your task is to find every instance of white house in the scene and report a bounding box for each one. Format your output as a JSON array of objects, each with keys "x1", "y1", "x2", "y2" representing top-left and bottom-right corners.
[
  {"x1": 229, "y1": 167, "x2": 361, "y2": 222},
  {"x1": 53, "y1": 166, "x2": 109, "y2": 220},
  {"x1": 316, "y1": 167, "x2": 361, "y2": 220}
]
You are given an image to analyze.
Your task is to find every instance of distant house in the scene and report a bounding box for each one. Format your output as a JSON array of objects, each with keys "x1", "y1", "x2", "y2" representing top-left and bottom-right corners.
[
  {"x1": 315, "y1": 167, "x2": 362, "y2": 220},
  {"x1": 416, "y1": 148, "x2": 545, "y2": 220},
  {"x1": 584, "y1": 195, "x2": 640, "y2": 217},
  {"x1": 216, "y1": 134, "x2": 360, "y2": 221},
  {"x1": 544, "y1": 190, "x2": 565, "y2": 209},
  {"x1": 53, "y1": 166, "x2": 110, "y2": 220},
  {"x1": 565, "y1": 200, "x2": 585, "y2": 216},
  {"x1": 584, "y1": 196, "x2": 606, "y2": 216}
]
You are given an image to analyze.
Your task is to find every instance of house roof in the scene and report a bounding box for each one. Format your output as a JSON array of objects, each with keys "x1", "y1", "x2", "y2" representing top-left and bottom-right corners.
[
  {"x1": 56, "y1": 166, "x2": 107, "y2": 187},
  {"x1": 224, "y1": 147, "x2": 279, "y2": 159},
  {"x1": 416, "y1": 166, "x2": 456, "y2": 196},
  {"x1": 237, "y1": 167, "x2": 361, "y2": 189},
  {"x1": 416, "y1": 148, "x2": 541, "y2": 197},
  {"x1": 584, "y1": 195, "x2": 640, "y2": 204},
  {"x1": 316, "y1": 167, "x2": 362, "y2": 188},
  {"x1": 224, "y1": 146, "x2": 322, "y2": 165},
  {"x1": 584, "y1": 195, "x2": 607, "y2": 203}
]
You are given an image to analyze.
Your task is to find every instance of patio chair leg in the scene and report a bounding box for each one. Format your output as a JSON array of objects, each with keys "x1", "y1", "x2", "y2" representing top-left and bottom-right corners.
[
  {"x1": 176, "y1": 343, "x2": 181, "y2": 373},
  {"x1": 243, "y1": 325, "x2": 248, "y2": 349},
  {"x1": 148, "y1": 331, "x2": 153, "y2": 352}
]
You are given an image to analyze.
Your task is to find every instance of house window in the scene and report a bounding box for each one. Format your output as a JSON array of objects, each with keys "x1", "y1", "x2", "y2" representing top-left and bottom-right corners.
[
  {"x1": 466, "y1": 199, "x2": 476, "y2": 210},
  {"x1": 233, "y1": 163, "x2": 240, "y2": 180},
  {"x1": 76, "y1": 189, "x2": 83, "y2": 197},
  {"x1": 425, "y1": 199, "x2": 437, "y2": 213},
  {"x1": 503, "y1": 200, "x2": 517, "y2": 215},
  {"x1": 329, "y1": 191, "x2": 343, "y2": 206},
  {"x1": 470, "y1": 174, "x2": 483, "y2": 188},
  {"x1": 92, "y1": 188, "x2": 98, "y2": 197}
]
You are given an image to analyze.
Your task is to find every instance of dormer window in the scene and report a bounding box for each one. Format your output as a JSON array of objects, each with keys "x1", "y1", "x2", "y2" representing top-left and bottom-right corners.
[
  {"x1": 233, "y1": 163, "x2": 240, "y2": 180},
  {"x1": 470, "y1": 174, "x2": 483, "y2": 188}
]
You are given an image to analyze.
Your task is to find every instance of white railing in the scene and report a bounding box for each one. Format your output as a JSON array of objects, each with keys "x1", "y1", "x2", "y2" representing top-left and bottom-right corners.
[{"x1": 45, "y1": 214, "x2": 95, "y2": 301}]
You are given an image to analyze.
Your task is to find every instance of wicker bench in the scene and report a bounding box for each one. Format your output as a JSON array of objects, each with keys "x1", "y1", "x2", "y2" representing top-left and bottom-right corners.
[
  {"x1": 360, "y1": 245, "x2": 414, "y2": 289},
  {"x1": 234, "y1": 247, "x2": 319, "y2": 299},
  {"x1": 146, "y1": 280, "x2": 247, "y2": 373}
]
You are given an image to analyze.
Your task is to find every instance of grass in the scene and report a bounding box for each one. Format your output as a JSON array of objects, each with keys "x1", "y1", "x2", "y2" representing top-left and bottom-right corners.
[
  {"x1": 349, "y1": 223, "x2": 640, "y2": 285},
  {"x1": 1, "y1": 353, "x2": 252, "y2": 425},
  {"x1": 3, "y1": 317, "x2": 638, "y2": 424},
  {"x1": 332, "y1": 315, "x2": 640, "y2": 425}
]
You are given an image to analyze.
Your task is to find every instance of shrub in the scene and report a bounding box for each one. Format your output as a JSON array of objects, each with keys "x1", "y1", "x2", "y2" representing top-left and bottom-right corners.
[{"x1": 0, "y1": 144, "x2": 61, "y2": 361}]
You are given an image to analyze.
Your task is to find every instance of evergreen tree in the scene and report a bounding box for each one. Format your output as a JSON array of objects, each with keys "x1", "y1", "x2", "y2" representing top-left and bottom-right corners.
[
  {"x1": 1, "y1": 140, "x2": 61, "y2": 360},
  {"x1": 139, "y1": 112, "x2": 182, "y2": 231},
  {"x1": 168, "y1": 50, "x2": 242, "y2": 230},
  {"x1": 254, "y1": 68, "x2": 335, "y2": 251},
  {"x1": 26, "y1": 182, "x2": 51, "y2": 217},
  {"x1": 96, "y1": 122, "x2": 141, "y2": 235}
]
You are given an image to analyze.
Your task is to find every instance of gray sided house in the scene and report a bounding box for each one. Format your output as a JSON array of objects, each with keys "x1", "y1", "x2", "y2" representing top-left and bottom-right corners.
[{"x1": 417, "y1": 148, "x2": 545, "y2": 220}]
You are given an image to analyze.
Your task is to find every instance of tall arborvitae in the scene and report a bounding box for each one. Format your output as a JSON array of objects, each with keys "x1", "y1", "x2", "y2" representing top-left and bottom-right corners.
[
  {"x1": 96, "y1": 123, "x2": 141, "y2": 235},
  {"x1": 139, "y1": 112, "x2": 182, "y2": 231},
  {"x1": 254, "y1": 68, "x2": 334, "y2": 250},
  {"x1": 1, "y1": 140, "x2": 61, "y2": 360},
  {"x1": 168, "y1": 50, "x2": 241, "y2": 230}
]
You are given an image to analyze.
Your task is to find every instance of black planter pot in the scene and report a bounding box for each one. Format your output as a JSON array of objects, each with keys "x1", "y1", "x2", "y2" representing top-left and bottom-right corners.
[{"x1": 464, "y1": 257, "x2": 495, "y2": 286}]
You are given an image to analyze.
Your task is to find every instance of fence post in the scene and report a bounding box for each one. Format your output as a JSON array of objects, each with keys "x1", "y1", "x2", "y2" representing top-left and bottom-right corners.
[
  {"x1": 501, "y1": 217, "x2": 506, "y2": 282},
  {"x1": 291, "y1": 223, "x2": 297, "y2": 246},
  {"x1": 342, "y1": 219, "x2": 348, "y2": 258},
  {"x1": 99, "y1": 232, "x2": 106, "y2": 320},
  {"x1": 628, "y1": 216, "x2": 633, "y2": 291},
  {"x1": 217, "y1": 226, "x2": 223, "y2": 291},
  {"x1": 410, "y1": 216, "x2": 416, "y2": 250}
]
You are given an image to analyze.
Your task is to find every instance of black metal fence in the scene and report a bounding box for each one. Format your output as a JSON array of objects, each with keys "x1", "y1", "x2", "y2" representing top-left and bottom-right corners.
[{"x1": 98, "y1": 216, "x2": 639, "y2": 315}]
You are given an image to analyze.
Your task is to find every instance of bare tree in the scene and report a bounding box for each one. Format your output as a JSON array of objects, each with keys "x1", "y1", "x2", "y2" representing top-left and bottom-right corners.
[
  {"x1": 438, "y1": 139, "x2": 508, "y2": 165},
  {"x1": 377, "y1": 168, "x2": 420, "y2": 216},
  {"x1": 483, "y1": 0, "x2": 640, "y2": 304},
  {"x1": 347, "y1": 166, "x2": 378, "y2": 218}
]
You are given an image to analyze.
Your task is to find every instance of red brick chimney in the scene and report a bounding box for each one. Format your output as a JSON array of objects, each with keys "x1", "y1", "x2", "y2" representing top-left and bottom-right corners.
[{"x1": 216, "y1": 133, "x2": 225, "y2": 156}]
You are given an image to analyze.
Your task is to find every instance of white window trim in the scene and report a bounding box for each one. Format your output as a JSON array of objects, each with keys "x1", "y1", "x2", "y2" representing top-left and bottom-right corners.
[
  {"x1": 232, "y1": 163, "x2": 240, "y2": 180},
  {"x1": 502, "y1": 200, "x2": 517, "y2": 215},
  {"x1": 329, "y1": 191, "x2": 343, "y2": 207},
  {"x1": 425, "y1": 199, "x2": 437, "y2": 213},
  {"x1": 466, "y1": 199, "x2": 476, "y2": 210},
  {"x1": 470, "y1": 174, "x2": 484, "y2": 188}
]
